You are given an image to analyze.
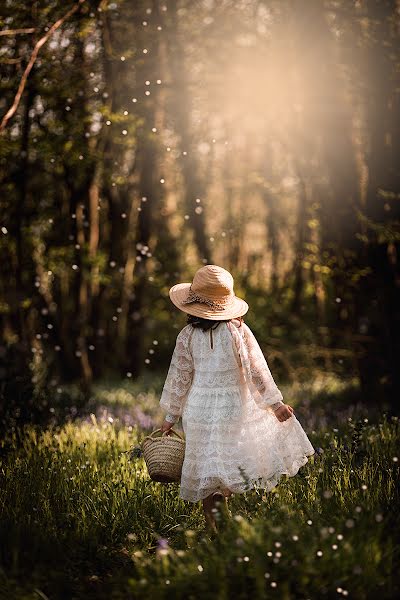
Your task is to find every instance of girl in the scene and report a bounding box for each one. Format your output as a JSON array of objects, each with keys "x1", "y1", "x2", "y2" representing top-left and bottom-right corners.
[{"x1": 159, "y1": 264, "x2": 315, "y2": 533}]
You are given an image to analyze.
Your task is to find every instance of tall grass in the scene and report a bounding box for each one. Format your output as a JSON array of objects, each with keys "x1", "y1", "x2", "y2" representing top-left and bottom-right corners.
[{"x1": 0, "y1": 398, "x2": 398, "y2": 598}]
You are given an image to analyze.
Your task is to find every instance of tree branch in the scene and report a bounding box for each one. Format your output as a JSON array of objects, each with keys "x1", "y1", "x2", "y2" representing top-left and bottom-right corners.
[
  {"x1": 0, "y1": 0, "x2": 86, "y2": 133},
  {"x1": 0, "y1": 28, "x2": 36, "y2": 36}
]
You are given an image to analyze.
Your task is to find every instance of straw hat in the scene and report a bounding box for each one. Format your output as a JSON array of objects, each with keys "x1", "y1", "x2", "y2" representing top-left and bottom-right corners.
[{"x1": 169, "y1": 264, "x2": 249, "y2": 320}]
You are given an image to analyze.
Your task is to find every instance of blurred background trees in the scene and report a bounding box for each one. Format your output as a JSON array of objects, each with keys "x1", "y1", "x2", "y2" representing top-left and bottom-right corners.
[{"x1": 1, "y1": 0, "x2": 399, "y2": 423}]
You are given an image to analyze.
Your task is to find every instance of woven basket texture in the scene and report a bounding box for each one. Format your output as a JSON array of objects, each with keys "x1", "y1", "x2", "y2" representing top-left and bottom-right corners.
[{"x1": 142, "y1": 429, "x2": 185, "y2": 483}]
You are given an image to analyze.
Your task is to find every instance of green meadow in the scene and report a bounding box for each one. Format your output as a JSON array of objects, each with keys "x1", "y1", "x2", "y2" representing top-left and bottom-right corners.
[{"x1": 0, "y1": 376, "x2": 399, "y2": 599}]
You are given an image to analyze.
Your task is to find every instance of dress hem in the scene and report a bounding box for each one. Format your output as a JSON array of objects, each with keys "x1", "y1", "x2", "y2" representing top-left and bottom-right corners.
[{"x1": 179, "y1": 449, "x2": 315, "y2": 503}]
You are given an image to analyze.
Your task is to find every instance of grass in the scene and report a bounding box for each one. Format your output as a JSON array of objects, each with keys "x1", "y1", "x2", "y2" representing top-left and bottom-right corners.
[{"x1": 0, "y1": 376, "x2": 399, "y2": 599}]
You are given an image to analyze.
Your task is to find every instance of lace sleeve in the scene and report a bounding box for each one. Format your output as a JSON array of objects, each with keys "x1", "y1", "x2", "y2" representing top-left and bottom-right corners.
[
  {"x1": 159, "y1": 325, "x2": 194, "y2": 421},
  {"x1": 240, "y1": 323, "x2": 284, "y2": 411}
]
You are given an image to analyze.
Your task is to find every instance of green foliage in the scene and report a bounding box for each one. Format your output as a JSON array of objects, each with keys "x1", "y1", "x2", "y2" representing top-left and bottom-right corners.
[{"x1": 356, "y1": 210, "x2": 400, "y2": 245}]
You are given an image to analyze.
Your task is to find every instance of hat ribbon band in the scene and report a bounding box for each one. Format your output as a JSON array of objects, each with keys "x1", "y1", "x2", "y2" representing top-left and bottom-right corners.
[{"x1": 181, "y1": 286, "x2": 234, "y2": 311}]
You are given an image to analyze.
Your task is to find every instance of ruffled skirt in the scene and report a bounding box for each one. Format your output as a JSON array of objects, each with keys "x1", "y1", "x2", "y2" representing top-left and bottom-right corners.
[{"x1": 180, "y1": 384, "x2": 315, "y2": 502}]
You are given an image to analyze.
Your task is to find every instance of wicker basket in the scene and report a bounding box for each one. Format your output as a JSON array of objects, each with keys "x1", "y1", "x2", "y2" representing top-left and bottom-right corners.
[{"x1": 141, "y1": 428, "x2": 185, "y2": 483}]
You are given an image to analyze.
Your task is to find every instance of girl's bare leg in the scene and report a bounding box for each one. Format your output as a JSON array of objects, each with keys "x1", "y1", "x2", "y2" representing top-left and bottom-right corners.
[
  {"x1": 202, "y1": 488, "x2": 233, "y2": 532},
  {"x1": 202, "y1": 493, "x2": 217, "y2": 532}
]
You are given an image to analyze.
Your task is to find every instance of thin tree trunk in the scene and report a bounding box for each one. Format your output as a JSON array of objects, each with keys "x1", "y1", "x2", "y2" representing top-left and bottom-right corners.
[
  {"x1": 126, "y1": 0, "x2": 164, "y2": 376},
  {"x1": 291, "y1": 173, "x2": 308, "y2": 313},
  {"x1": 167, "y1": 0, "x2": 211, "y2": 263}
]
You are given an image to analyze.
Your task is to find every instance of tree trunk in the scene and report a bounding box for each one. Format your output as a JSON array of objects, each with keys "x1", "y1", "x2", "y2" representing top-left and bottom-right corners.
[{"x1": 166, "y1": 0, "x2": 211, "y2": 264}]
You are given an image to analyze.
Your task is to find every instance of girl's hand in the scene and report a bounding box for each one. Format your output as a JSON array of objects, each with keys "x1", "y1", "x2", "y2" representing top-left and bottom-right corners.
[
  {"x1": 160, "y1": 420, "x2": 174, "y2": 434},
  {"x1": 274, "y1": 404, "x2": 294, "y2": 422}
]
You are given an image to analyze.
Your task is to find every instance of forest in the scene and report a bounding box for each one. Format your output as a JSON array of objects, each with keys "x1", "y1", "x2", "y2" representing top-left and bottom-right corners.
[
  {"x1": 1, "y1": 0, "x2": 399, "y2": 412},
  {"x1": 0, "y1": 1, "x2": 399, "y2": 598}
]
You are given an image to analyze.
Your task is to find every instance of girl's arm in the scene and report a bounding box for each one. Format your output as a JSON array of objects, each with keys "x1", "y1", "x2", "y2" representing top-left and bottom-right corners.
[
  {"x1": 241, "y1": 323, "x2": 293, "y2": 420},
  {"x1": 159, "y1": 326, "x2": 194, "y2": 432}
]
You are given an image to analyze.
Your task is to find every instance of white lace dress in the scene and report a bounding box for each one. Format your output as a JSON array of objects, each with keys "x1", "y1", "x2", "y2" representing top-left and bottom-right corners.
[{"x1": 159, "y1": 319, "x2": 315, "y2": 502}]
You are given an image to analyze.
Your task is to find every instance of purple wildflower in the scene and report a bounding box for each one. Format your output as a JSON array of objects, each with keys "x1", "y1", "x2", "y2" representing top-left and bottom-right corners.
[{"x1": 156, "y1": 537, "x2": 169, "y2": 550}]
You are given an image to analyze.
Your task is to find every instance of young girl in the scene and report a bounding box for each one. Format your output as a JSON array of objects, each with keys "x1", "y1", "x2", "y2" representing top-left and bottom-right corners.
[{"x1": 159, "y1": 264, "x2": 315, "y2": 532}]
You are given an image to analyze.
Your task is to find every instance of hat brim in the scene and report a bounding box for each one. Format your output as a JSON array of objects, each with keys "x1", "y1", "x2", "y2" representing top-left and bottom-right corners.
[{"x1": 169, "y1": 283, "x2": 249, "y2": 320}]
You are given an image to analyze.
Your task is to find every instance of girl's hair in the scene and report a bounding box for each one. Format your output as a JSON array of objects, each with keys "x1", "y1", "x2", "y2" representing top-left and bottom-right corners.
[{"x1": 186, "y1": 314, "x2": 243, "y2": 332}]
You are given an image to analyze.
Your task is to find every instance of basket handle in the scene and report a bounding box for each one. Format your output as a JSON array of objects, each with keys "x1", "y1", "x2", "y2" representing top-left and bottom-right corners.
[{"x1": 141, "y1": 427, "x2": 184, "y2": 445}]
